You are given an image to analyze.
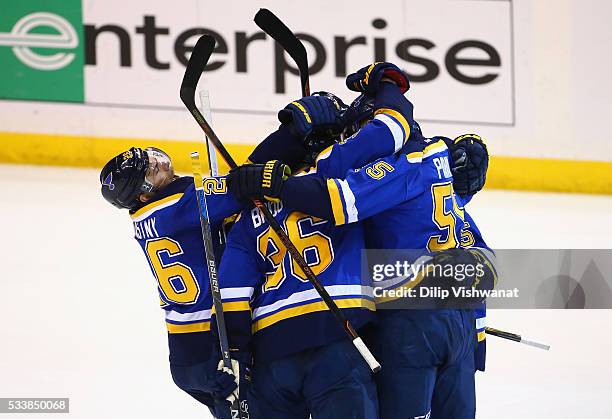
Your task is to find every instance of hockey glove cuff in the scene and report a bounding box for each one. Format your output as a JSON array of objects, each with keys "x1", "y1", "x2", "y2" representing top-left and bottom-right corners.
[
  {"x1": 346, "y1": 62, "x2": 410, "y2": 95},
  {"x1": 227, "y1": 160, "x2": 291, "y2": 203}
]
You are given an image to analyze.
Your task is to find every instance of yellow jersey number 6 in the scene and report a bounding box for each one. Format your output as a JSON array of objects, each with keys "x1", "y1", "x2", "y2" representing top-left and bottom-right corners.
[{"x1": 146, "y1": 237, "x2": 200, "y2": 304}]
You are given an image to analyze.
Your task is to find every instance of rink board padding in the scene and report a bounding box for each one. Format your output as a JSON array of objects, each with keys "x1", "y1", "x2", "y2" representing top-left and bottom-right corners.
[{"x1": 0, "y1": 131, "x2": 611, "y2": 195}]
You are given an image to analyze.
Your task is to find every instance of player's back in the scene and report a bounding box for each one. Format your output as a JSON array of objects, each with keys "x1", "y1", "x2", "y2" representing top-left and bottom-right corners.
[
  {"x1": 131, "y1": 176, "x2": 240, "y2": 340},
  {"x1": 220, "y1": 201, "x2": 375, "y2": 362},
  {"x1": 363, "y1": 138, "x2": 469, "y2": 252}
]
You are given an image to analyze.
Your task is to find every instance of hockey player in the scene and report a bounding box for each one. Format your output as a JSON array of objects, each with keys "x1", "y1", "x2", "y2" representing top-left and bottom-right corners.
[
  {"x1": 228, "y1": 62, "x2": 493, "y2": 419},
  {"x1": 214, "y1": 66, "x2": 417, "y2": 419},
  {"x1": 99, "y1": 147, "x2": 244, "y2": 419}
]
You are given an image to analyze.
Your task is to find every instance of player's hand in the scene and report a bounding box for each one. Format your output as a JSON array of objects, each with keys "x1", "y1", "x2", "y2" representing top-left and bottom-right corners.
[
  {"x1": 346, "y1": 62, "x2": 410, "y2": 95},
  {"x1": 427, "y1": 248, "x2": 497, "y2": 306},
  {"x1": 227, "y1": 160, "x2": 291, "y2": 203},
  {"x1": 211, "y1": 360, "x2": 239, "y2": 401},
  {"x1": 216, "y1": 359, "x2": 241, "y2": 403},
  {"x1": 277, "y1": 92, "x2": 346, "y2": 141},
  {"x1": 449, "y1": 134, "x2": 489, "y2": 197}
]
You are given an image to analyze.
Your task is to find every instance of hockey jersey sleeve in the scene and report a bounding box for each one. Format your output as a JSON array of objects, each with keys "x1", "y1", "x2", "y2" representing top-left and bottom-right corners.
[
  {"x1": 282, "y1": 150, "x2": 429, "y2": 225},
  {"x1": 309, "y1": 84, "x2": 416, "y2": 179},
  {"x1": 217, "y1": 214, "x2": 262, "y2": 353},
  {"x1": 312, "y1": 108, "x2": 411, "y2": 179},
  {"x1": 325, "y1": 152, "x2": 429, "y2": 225},
  {"x1": 199, "y1": 176, "x2": 243, "y2": 229}
]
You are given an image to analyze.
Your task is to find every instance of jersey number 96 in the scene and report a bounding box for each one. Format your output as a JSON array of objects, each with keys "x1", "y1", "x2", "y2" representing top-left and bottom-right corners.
[{"x1": 257, "y1": 212, "x2": 334, "y2": 292}]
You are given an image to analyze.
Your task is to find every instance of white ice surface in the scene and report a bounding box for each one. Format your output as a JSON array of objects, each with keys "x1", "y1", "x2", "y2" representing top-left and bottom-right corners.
[{"x1": 1, "y1": 164, "x2": 611, "y2": 419}]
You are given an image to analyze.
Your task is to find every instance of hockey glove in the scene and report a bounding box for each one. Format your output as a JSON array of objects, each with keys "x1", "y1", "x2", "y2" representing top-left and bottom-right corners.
[
  {"x1": 210, "y1": 362, "x2": 240, "y2": 401},
  {"x1": 217, "y1": 359, "x2": 247, "y2": 403},
  {"x1": 277, "y1": 92, "x2": 346, "y2": 141},
  {"x1": 395, "y1": 248, "x2": 496, "y2": 310},
  {"x1": 449, "y1": 134, "x2": 489, "y2": 197},
  {"x1": 227, "y1": 160, "x2": 291, "y2": 203},
  {"x1": 346, "y1": 62, "x2": 410, "y2": 95}
]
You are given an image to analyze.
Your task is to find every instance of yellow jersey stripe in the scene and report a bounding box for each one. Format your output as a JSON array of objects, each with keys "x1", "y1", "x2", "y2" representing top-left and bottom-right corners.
[
  {"x1": 405, "y1": 140, "x2": 447, "y2": 162},
  {"x1": 326, "y1": 179, "x2": 346, "y2": 226},
  {"x1": 364, "y1": 62, "x2": 380, "y2": 85},
  {"x1": 212, "y1": 301, "x2": 251, "y2": 314},
  {"x1": 314, "y1": 144, "x2": 334, "y2": 168},
  {"x1": 223, "y1": 301, "x2": 251, "y2": 312},
  {"x1": 166, "y1": 320, "x2": 211, "y2": 334},
  {"x1": 131, "y1": 193, "x2": 184, "y2": 219},
  {"x1": 423, "y1": 139, "x2": 447, "y2": 154},
  {"x1": 454, "y1": 134, "x2": 484, "y2": 145},
  {"x1": 252, "y1": 298, "x2": 375, "y2": 333},
  {"x1": 291, "y1": 101, "x2": 311, "y2": 123},
  {"x1": 477, "y1": 331, "x2": 486, "y2": 342},
  {"x1": 374, "y1": 108, "x2": 411, "y2": 143}
]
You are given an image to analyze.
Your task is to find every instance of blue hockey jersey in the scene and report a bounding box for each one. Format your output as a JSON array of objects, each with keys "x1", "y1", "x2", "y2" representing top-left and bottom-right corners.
[
  {"x1": 218, "y1": 202, "x2": 375, "y2": 363},
  {"x1": 324, "y1": 138, "x2": 491, "y2": 369},
  {"x1": 130, "y1": 176, "x2": 241, "y2": 336},
  {"x1": 213, "y1": 106, "x2": 418, "y2": 363},
  {"x1": 284, "y1": 133, "x2": 492, "y2": 371}
]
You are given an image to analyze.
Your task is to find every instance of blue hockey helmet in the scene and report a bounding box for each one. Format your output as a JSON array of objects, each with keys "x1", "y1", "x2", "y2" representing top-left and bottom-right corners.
[{"x1": 100, "y1": 147, "x2": 159, "y2": 210}]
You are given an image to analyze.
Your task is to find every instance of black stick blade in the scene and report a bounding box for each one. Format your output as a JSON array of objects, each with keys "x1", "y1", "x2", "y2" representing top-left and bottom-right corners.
[
  {"x1": 254, "y1": 8, "x2": 310, "y2": 96},
  {"x1": 180, "y1": 35, "x2": 216, "y2": 107}
]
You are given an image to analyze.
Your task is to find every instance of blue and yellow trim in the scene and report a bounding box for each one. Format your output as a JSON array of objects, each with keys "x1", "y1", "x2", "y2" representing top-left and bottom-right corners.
[
  {"x1": 326, "y1": 178, "x2": 346, "y2": 225},
  {"x1": 374, "y1": 108, "x2": 411, "y2": 143},
  {"x1": 290, "y1": 101, "x2": 312, "y2": 123},
  {"x1": 166, "y1": 320, "x2": 211, "y2": 334},
  {"x1": 252, "y1": 297, "x2": 376, "y2": 333},
  {"x1": 406, "y1": 139, "x2": 447, "y2": 162},
  {"x1": 211, "y1": 300, "x2": 251, "y2": 315},
  {"x1": 221, "y1": 300, "x2": 251, "y2": 312},
  {"x1": 130, "y1": 193, "x2": 184, "y2": 219},
  {"x1": 364, "y1": 62, "x2": 380, "y2": 86}
]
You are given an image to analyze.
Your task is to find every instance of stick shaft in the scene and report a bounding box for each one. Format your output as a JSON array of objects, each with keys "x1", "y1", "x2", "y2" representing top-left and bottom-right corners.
[
  {"x1": 254, "y1": 8, "x2": 310, "y2": 96},
  {"x1": 485, "y1": 327, "x2": 550, "y2": 351},
  {"x1": 199, "y1": 90, "x2": 220, "y2": 176},
  {"x1": 181, "y1": 34, "x2": 379, "y2": 372},
  {"x1": 190, "y1": 153, "x2": 244, "y2": 417}
]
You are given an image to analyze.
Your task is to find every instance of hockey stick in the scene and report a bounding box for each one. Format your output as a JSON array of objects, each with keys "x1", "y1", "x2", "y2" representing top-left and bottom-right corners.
[
  {"x1": 199, "y1": 90, "x2": 230, "y2": 247},
  {"x1": 199, "y1": 90, "x2": 220, "y2": 177},
  {"x1": 253, "y1": 11, "x2": 384, "y2": 369},
  {"x1": 180, "y1": 35, "x2": 381, "y2": 373},
  {"x1": 485, "y1": 327, "x2": 550, "y2": 351},
  {"x1": 254, "y1": 8, "x2": 310, "y2": 96},
  {"x1": 254, "y1": 11, "x2": 549, "y2": 359},
  {"x1": 190, "y1": 153, "x2": 247, "y2": 419}
]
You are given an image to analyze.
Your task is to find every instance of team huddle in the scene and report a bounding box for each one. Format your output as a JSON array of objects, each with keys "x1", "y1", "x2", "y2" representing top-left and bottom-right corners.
[{"x1": 100, "y1": 62, "x2": 495, "y2": 419}]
